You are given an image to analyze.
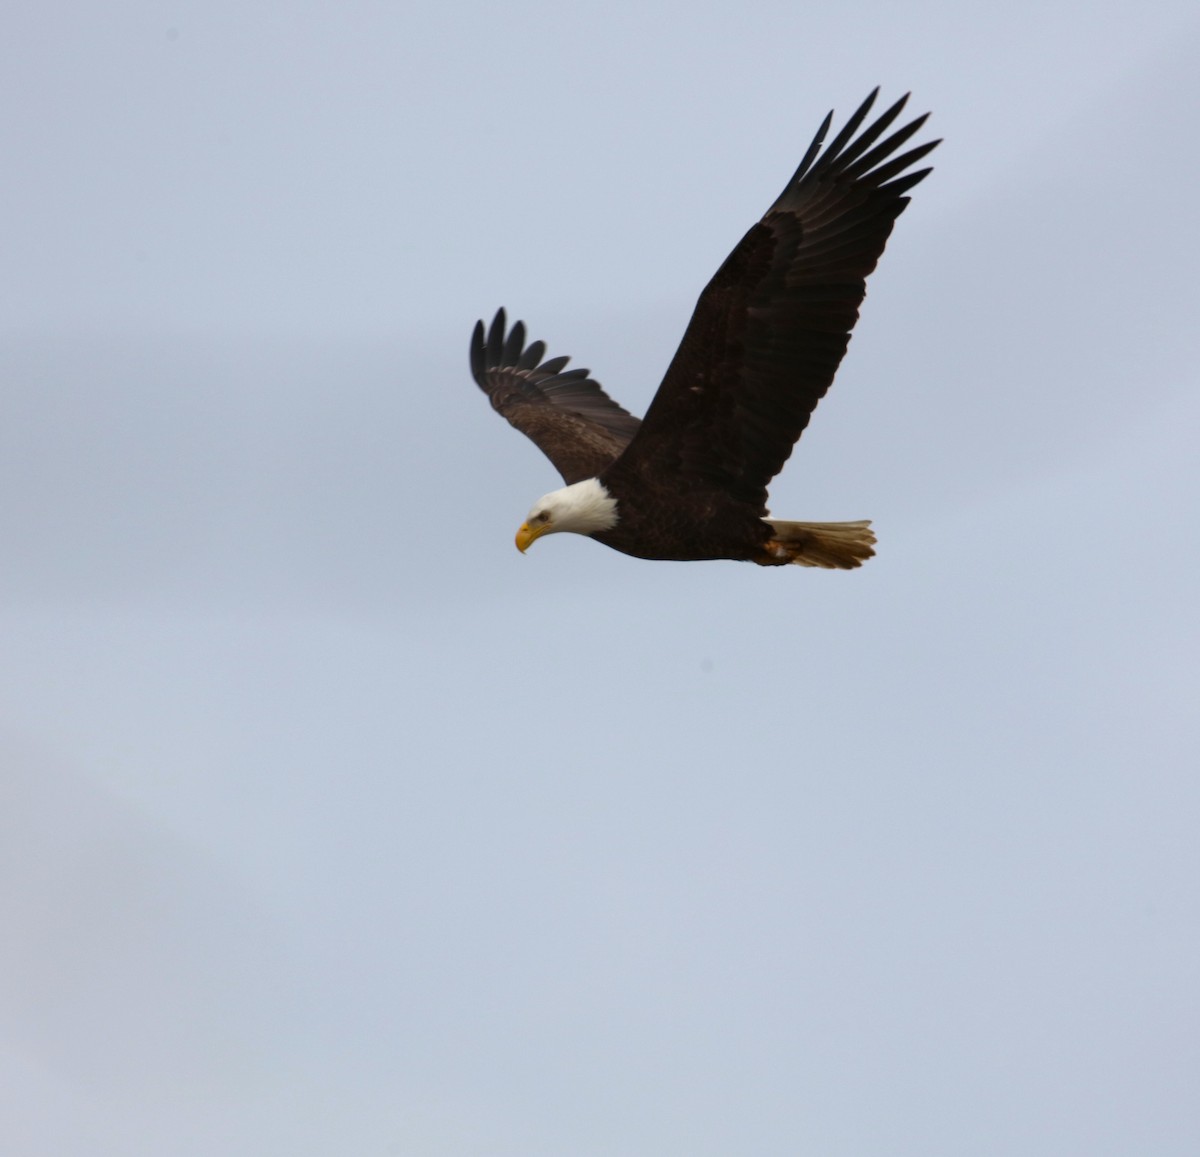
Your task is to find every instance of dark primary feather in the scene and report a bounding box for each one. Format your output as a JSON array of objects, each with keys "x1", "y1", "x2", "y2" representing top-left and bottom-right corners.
[
  {"x1": 470, "y1": 308, "x2": 641, "y2": 485},
  {"x1": 604, "y1": 89, "x2": 939, "y2": 508}
]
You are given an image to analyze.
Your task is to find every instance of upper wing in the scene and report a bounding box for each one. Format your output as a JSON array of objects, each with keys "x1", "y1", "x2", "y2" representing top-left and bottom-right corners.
[
  {"x1": 604, "y1": 90, "x2": 938, "y2": 507},
  {"x1": 470, "y1": 308, "x2": 642, "y2": 485}
]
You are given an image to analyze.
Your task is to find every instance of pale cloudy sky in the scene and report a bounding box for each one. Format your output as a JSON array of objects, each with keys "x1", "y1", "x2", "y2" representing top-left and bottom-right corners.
[{"x1": 1, "y1": 2, "x2": 1198, "y2": 1154}]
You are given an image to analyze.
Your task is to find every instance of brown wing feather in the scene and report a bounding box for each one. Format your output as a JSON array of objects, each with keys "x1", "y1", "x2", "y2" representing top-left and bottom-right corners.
[
  {"x1": 604, "y1": 89, "x2": 938, "y2": 508},
  {"x1": 470, "y1": 308, "x2": 641, "y2": 485}
]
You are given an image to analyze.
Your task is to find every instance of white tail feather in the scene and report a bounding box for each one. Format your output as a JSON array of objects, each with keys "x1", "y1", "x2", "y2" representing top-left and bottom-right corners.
[{"x1": 763, "y1": 519, "x2": 876, "y2": 569}]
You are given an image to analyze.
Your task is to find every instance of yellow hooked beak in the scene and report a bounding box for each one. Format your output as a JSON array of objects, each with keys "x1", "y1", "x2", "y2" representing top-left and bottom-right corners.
[{"x1": 515, "y1": 521, "x2": 552, "y2": 553}]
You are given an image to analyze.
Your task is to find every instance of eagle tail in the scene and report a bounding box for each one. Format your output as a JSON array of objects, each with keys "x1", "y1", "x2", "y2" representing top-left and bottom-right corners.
[{"x1": 760, "y1": 519, "x2": 876, "y2": 569}]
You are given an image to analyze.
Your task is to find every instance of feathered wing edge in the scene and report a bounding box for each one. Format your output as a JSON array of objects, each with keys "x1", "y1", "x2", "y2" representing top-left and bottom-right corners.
[
  {"x1": 776, "y1": 88, "x2": 937, "y2": 208},
  {"x1": 470, "y1": 309, "x2": 641, "y2": 484}
]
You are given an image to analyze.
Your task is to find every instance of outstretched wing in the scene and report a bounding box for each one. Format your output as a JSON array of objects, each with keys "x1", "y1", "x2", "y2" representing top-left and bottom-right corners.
[
  {"x1": 605, "y1": 89, "x2": 938, "y2": 508},
  {"x1": 470, "y1": 309, "x2": 642, "y2": 485}
]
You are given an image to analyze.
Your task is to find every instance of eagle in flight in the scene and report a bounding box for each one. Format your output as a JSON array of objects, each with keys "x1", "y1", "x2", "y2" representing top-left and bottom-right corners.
[{"x1": 470, "y1": 89, "x2": 937, "y2": 567}]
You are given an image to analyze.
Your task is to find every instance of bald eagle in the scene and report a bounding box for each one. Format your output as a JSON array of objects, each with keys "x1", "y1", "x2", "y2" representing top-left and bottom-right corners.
[{"x1": 470, "y1": 89, "x2": 937, "y2": 567}]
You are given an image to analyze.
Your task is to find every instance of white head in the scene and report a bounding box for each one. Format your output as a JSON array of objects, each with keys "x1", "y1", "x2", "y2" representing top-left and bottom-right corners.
[{"x1": 515, "y1": 477, "x2": 619, "y2": 553}]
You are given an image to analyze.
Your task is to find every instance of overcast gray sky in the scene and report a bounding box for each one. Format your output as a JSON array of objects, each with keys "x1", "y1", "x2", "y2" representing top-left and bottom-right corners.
[{"x1": 2, "y1": 2, "x2": 1198, "y2": 1154}]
